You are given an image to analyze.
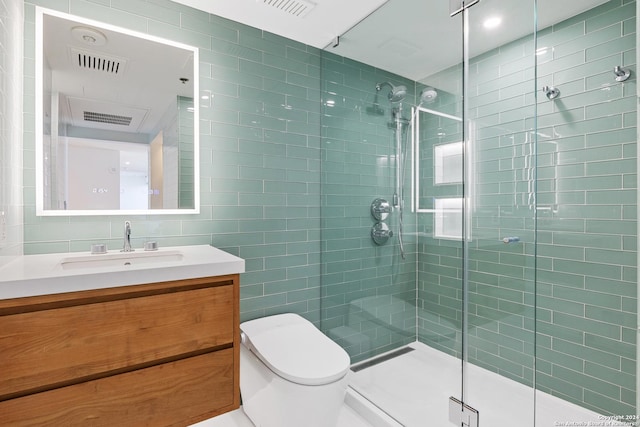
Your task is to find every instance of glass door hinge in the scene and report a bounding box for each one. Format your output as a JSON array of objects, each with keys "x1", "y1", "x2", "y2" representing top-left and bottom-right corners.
[{"x1": 449, "y1": 396, "x2": 479, "y2": 427}]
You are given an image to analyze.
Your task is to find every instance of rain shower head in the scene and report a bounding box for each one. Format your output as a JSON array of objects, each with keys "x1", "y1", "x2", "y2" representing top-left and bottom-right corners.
[
  {"x1": 419, "y1": 87, "x2": 438, "y2": 104},
  {"x1": 376, "y1": 81, "x2": 407, "y2": 102}
]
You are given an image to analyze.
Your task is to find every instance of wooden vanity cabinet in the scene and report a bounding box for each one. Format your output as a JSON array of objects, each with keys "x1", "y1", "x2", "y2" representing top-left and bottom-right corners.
[{"x1": 0, "y1": 274, "x2": 240, "y2": 426}]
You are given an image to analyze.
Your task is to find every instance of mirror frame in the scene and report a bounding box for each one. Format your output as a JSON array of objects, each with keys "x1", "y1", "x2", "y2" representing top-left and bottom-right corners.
[{"x1": 35, "y1": 7, "x2": 200, "y2": 216}]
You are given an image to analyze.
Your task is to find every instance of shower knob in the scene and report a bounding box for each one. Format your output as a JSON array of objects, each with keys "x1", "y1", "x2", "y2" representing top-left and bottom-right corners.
[
  {"x1": 371, "y1": 198, "x2": 392, "y2": 221},
  {"x1": 371, "y1": 222, "x2": 393, "y2": 245}
]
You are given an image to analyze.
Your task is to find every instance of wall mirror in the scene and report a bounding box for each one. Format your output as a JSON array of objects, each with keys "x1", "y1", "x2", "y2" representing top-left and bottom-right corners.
[{"x1": 35, "y1": 8, "x2": 200, "y2": 216}]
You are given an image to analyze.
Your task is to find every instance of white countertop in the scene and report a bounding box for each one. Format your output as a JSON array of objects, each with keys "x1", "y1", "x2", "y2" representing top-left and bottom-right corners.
[{"x1": 0, "y1": 245, "x2": 245, "y2": 300}]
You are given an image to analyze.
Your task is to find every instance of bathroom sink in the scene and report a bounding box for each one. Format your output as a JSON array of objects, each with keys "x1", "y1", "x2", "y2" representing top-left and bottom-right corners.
[
  {"x1": 59, "y1": 249, "x2": 184, "y2": 270},
  {"x1": 0, "y1": 244, "x2": 245, "y2": 300}
]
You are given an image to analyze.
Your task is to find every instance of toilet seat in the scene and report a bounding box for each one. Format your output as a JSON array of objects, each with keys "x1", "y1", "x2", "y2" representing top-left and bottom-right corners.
[{"x1": 240, "y1": 313, "x2": 350, "y2": 386}]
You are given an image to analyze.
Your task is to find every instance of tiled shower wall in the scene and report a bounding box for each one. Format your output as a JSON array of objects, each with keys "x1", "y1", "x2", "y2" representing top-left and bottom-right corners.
[
  {"x1": 319, "y1": 54, "x2": 418, "y2": 361},
  {"x1": 0, "y1": 0, "x2": 24, "y2": 261},
  {"x1": 535, "y1": 1, "x2": 636, "y2": 414},
  {"x1": 418, "y1": 0, "x2": 637, "y2": 416},
  {"x1": 22, "y1": 0, "x2": 322, "y2": 323}
]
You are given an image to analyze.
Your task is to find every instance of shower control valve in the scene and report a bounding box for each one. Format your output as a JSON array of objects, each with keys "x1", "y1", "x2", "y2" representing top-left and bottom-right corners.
[
  {"x1": 371, "y1": 198, "x2": 392, "y2": 221},
  {"x1": 371, "y1": 222, "x2": 393, "y2": 246}
]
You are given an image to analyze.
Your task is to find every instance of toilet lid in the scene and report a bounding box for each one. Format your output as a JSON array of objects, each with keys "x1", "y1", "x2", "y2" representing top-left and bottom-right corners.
[{"x1": 240, "y1": 313, "x2": 351, "y2": 386}]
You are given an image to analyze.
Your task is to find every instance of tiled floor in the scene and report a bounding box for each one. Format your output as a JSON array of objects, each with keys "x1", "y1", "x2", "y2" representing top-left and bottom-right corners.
[
  {"x1": 191, "y1": 410, "x2": 255, "y2": 427},
  {"x1": 194, "y1": 341, "x2": 630, "y2": 427},
  {"x1": 191, "y1": 400, "x2": 375, "y2": 427}
]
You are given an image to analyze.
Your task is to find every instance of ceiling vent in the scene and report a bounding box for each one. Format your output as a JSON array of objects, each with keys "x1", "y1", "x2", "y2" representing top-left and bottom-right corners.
[
  {"x1": 66, "y1": 97, "x2": 149, "y2": 133},
  {"x1": 83, "y1": 111, "x2": 133, "y2": 126},
  {"x1": 71, "y1": 48, "x2": 126, "y2": 75},
  {"x1": 261, "y1": 0, "x2": 316, "y2": 17}
]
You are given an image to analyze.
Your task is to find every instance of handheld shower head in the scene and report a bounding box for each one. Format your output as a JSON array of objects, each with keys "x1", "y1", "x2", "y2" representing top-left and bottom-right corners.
[{"x1": 376, "y1": 82, "x2": 407, "y2": 102}]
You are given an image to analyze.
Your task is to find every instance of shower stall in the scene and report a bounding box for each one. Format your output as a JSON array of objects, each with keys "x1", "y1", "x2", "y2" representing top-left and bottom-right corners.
[{"x1": 320, "y1": 0, "x2": 638, "y2": 425}]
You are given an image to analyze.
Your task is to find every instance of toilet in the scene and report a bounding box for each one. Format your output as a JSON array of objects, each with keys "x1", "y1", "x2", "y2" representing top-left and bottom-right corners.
[{"x1": 240, "y1": 313, "x2": 351, "y2": 427}]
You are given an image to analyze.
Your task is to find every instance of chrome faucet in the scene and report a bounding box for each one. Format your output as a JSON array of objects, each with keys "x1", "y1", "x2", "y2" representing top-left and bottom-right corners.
[{"x1": 121, "y1": 221, "x2": 134, "y2": 252}]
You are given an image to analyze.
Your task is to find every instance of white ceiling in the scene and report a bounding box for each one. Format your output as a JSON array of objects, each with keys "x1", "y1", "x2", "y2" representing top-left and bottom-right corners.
[
  {"x1": 172, "y1": 0, "x2": 611, "y2": 82},
  {"x1": 172, "y1": 0, "x2": 388, "y2": 49},
  {"x1": 333, "y1": 0, "x2": 612, "y2": 81}
]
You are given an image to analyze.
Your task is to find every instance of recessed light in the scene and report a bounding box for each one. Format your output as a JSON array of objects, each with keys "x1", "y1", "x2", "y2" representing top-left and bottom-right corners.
[{"x1": 483, "y1": 16, "x2": 502, "y2": 30}]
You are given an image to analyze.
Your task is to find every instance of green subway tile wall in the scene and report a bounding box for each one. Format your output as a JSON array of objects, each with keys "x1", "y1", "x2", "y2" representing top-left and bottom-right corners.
[
  {"x1": 23, "y1": 0, "x2": 322, "y2": 323},
  {"x1": 535, "y1": 1, "x2": 636, "y2": 414},
  {"x1": 319, "y1": 54, "x2": 418, "y2": 361},
  {"x1": 417, "y1": 0, "x2": 637, "y2": 416}
]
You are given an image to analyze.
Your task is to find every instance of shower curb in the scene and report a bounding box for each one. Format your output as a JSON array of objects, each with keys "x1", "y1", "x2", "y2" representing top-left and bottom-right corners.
[{"x1": 344, "y1": 386, "x2": 404, "y2": 427}]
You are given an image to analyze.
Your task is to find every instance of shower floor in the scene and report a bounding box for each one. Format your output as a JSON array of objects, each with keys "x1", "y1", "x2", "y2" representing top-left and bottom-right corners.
[
  {"x1": 350, "y1": 341, "x2": 630, "y2": 427},
  {"x1": 193, "y1": 341, "x2": 630, "y2": 427}
]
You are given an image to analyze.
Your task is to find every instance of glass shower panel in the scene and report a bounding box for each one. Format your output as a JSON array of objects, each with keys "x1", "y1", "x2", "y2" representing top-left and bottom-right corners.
[
  {"x1": 412, "y1": 65, "x2": 466, "y2": 426},
  {"x1": 461, "y1": 0, "x2": 538, "y2": 424},
  {"x1": 414, "y1": 105, "x2": 464, "y2": 358},
  {"x1": 319, "y1": 1, "x2": 464, "y2": 425},
  {"x1": 534, "y1": 0, "x2": 638, "y2": 423},
  {"x1": 319, "y1": 2, "x2": 419, "y2": 363}
]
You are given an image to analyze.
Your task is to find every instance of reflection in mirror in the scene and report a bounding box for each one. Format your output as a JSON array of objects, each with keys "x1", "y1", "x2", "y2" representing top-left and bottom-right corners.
[{"x1": 35, "y1": 8, "x2": 199, "y2": 215}]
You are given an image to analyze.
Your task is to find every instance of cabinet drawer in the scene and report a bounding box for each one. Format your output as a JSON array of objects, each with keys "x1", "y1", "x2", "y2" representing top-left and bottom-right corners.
[
  {"x1": 0, "y1": 284, "x2": 234, "y2": 399},
  {"x1": 0, "y1": 349, "x2": 236, "y2": 426}
]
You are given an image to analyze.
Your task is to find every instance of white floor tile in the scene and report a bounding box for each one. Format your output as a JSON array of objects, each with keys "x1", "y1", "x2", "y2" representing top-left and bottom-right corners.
[
  {"x1": 191, "y1": 401, "x2": 375, "y2": 427},
  {"x1": 190, "y1": 409, "x2": 255, "y2": 427}
]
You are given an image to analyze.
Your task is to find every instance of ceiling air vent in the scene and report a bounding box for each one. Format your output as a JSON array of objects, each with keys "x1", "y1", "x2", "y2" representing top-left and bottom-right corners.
[
  {"x1": 83, "y1": 111, "x2": 133, "y2": 126},
  {"x1": 71, "y1": 48, "x2": 126, "y2": 75},
  {"x1": 262, "y1": 0, "x2": 316, "y2": 17}
]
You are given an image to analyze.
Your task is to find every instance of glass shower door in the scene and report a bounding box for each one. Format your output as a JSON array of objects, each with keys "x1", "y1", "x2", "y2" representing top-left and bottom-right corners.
[
  {"x1": 458, "y1": 0, "x2": 639, "y2": 425},
  {"x1": 457, "y1": 0, "x2": 538, "y2": 425},
  {"x1": 411, "y1": 4, "x2": 465, "y2": 420}
]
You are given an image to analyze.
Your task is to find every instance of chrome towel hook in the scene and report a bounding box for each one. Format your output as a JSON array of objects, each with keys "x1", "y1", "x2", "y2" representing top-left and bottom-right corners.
[{"x1": 614, "y1": 65, "x2": 631, "y2": 82}]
